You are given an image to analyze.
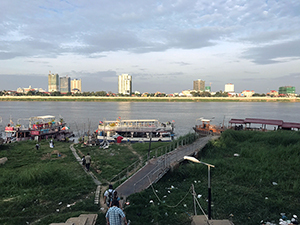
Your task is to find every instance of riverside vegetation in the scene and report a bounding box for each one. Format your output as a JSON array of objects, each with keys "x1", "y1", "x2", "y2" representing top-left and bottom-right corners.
[
  {"x1": 0, "y1": 95, "x2": 300, "y2": 102},
  {"x1": 125, "y1": 129, "x2": 300, "y2": 225},
  {"x1": 0, "y1": 137, "x2": 174, "y2": 225},
  {"x1": 1, "y1": 130, "x2": 300, "y2": 225}
]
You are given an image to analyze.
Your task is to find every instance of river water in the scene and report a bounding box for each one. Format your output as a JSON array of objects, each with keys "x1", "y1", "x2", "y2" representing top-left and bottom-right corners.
[{"x1": 1, "y1": 101, "x2": 300, "y2": 137}]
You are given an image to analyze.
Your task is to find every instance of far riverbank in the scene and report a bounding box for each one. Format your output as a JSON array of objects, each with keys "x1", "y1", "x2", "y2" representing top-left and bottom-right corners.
[{"x1": 0, "y1": 96, "x2": 300, "y2": 102}]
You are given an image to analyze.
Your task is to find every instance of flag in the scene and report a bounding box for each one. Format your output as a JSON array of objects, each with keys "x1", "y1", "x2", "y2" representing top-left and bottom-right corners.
[{"x1": 99, "y1": 121, "x2": 103, "y2": 124}]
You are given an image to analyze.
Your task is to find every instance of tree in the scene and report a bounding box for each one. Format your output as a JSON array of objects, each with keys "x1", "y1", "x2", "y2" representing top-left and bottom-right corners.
[
  {"x1": 214, "y1": 91, "x2": 228, "y2": 97},
  {"x1": 50, "y1": 91, "x2": 62, "y2": 96},
  {"x1": 199, "y1": 91, "x2": 211, "y2": 97},
  {"x1": 26, "y1": 91, "x2": 36, "y2": 96}
]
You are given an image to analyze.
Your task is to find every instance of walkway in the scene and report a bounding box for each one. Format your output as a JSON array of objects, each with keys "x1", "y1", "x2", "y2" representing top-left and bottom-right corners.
[{"x1": 116, "y1": 135, "x2": 217, "y2": 198}]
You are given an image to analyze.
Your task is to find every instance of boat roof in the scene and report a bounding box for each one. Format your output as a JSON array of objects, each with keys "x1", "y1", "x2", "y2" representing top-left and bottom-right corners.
[
  {"x1": 102, "y1": 119, "x2": 167, "y2": 123},
  {"x1": 229, "y1": 118, "x2": 283, "y2": 126},
  {"x1": 228, "y1": 119, "x2": 245, "y2": 124},
  {"x1": 196, "y1": 118, "x2": 211, "y2": 122},
  {"x1": 244, "y1": 118, "x2": 283, "y2": 126},
  {"x1": 281, "y1": 122, "x2": 300, "y2": 129},
  {"x1": 30, "y1": 115, "x2": 55, "y2": 120},
  {"x1": 229, "y1": 118, "x2": 300, "y2": 129}
]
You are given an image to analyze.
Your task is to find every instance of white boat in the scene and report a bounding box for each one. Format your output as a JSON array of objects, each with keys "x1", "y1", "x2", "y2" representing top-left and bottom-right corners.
[{"x1": 97, "y1": 119, "x2": 175, "y2": 143}]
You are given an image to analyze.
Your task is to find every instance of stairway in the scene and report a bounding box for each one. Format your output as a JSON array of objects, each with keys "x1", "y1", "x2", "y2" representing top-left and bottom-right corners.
[{"x1": 49, "y1": 213, "x2": 98, "y2": 225}]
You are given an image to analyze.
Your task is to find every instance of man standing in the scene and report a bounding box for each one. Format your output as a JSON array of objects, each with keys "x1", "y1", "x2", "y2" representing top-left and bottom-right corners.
[
  {"x1": 104, "y1": 184, "x2": 114, "y2": 207},
  {"x1": 106, "y1": 200, "x2": 127, "y2": 225},
  {"x1": 85, "y1": 153, "x2": 91, "y2": 171}
]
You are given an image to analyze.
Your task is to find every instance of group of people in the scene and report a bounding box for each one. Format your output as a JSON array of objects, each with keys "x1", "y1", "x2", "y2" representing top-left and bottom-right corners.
[
  {"x1": 104, "y1": 184, "x2": 128, "y2": 225},
  {"x1": 81, "y1": 153, "x2": 91, "y2": 171},
  {"x1": 81, "y1": 156, "x2": 128, "y2": 225}
]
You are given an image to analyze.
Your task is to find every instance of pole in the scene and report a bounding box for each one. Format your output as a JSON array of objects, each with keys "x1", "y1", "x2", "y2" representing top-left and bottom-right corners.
[
  {"x1": 208, "y1": 165, "x2": 212, "y2": 220},
  {"x1": 148, "y1": 132, "x2": 152, "y2": 162},
  {"x1": 192, "y1": 184, "x2": 197, "y2": 215},
  {"x1": 183, "y1": 156, "x2": 215, "y2": 220}
]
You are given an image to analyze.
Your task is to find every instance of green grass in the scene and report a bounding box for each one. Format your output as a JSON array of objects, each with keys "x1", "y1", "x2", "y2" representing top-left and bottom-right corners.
[
  {"x1": 124, "y1": 130, "x2": 300, "y2": 225},
  {"x1": 2, "y1": 131, "x2": 298, "y2": 224},
  {"x1": 0, "y1": 140, "x2": 101, "y2": 225},
  {"x1": 75, "y1": 143, "x2": 140, "y2": 182}
]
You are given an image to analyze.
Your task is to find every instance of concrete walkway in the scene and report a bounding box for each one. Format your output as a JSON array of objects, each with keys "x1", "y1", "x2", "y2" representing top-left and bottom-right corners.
[{"x1": 116, "y1": 136, "x2": 217, "y2": 199}]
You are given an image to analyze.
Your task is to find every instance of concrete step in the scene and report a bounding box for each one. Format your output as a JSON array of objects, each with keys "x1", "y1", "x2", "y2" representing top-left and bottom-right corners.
[
  {"x1": 49, "y1": 213, "x2": 98, "y2": 225},
  {"x1": 65, "y1": 216, "x2": 88, "y2": 225},
  {"x1": 192, "y1": 215, "x2": 233, "y2": 225},
  {"x1": 79, "y1": 214, "x2": 98, "y2": 225}
]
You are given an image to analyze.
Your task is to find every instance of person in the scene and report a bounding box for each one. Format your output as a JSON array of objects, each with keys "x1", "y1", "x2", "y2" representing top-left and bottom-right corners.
[
  {"x1": 35, "y1": 143, "x2": 40, "y2": 150},
  {"x1": 81, "y1": 155, "x2": 86, "y2": 167},
  {"x1": 109, "y1": 191, "x2": 122, "y2": 209},
  {"x1": 291, "y1": 215, "x2": 299, "y2": 225},
  {"x1": 85, "y1": 153, "x2": 91, "y2": 171},
  {"x1": 104, "y1": 184, "x2": 114, "y2": 207},
  {"x1": 105, "y1": 200, "x2": 127, "y2": 225},
  {"x1": 49, "y1": 139, "x2": 54, "y2": 148}
]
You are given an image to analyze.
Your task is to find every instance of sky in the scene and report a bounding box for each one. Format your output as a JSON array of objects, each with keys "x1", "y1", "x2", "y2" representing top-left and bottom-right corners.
[{"x1": 0, "y1": 0, "x2": 300, "y2": 94}]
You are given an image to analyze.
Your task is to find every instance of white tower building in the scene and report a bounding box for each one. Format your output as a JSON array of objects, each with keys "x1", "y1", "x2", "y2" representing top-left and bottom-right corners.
[
  {"x1": 225, "y1": 83, "x2": 234, "y2": 93},
  {"x1": 118, "y1": 74, "x2": 132, "y2": 95}
]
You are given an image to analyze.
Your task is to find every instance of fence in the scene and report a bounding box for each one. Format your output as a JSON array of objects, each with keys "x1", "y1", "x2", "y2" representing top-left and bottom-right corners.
[
  {"x1": 110, "y1": 133, "x2": 199, "y2": 185},
  {"x1": 131, "y1": 136, "x2": 212, "y2": 194}
]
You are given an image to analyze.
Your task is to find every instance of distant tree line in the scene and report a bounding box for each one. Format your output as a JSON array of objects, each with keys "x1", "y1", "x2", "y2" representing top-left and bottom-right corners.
[{"x1": 0, "y1": 90, "x2": 296, "y2": 97}]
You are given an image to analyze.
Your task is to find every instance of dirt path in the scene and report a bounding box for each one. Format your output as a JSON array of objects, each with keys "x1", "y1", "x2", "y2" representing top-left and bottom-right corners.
[{"x1": 126, "y1": 143, "x2": 143, "y2": 161}]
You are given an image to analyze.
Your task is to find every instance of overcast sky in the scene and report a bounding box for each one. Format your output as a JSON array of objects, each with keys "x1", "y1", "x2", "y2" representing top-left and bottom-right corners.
[{"x1": 0, "y1": 0, "x2": 299, "y2": 93}]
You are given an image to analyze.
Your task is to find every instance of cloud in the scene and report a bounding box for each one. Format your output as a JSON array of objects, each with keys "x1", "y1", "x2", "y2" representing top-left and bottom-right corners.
[
  {"x1": 243, "y1": 39, "x2": 300, "y2": 64},
  {"x1": 0, "y1": 0, "x2": 300, "y2": 93}
]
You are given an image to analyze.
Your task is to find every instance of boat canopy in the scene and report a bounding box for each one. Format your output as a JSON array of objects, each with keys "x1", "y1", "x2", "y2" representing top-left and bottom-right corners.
[
  {"x1": 281, "y1": 122, "x2": 300, "y2": 129},
  {"x1": 244, "y1": 118, "x2": 283, "y2": 126},
  {"x1": 196, "y1": 118, "x2": 211, "y2": 122},
  {"x1": 30, "y1": 115, "x2": 56, "y2": 120},
  {"x1": 228, "y1": 119, "x2": 245, "y2": 124},
  {"x1": 229, "y1": 118, "x2": 300, "y2": 129}
]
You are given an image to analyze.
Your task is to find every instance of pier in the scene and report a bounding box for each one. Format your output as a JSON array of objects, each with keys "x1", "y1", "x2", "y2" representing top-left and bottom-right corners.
[{"x1": 116, "y1": 135, "x2": 218, "y2": 198}]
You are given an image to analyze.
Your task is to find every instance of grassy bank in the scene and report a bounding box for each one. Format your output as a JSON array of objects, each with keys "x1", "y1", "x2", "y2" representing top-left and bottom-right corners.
[
  {"x1": 0, "y1": 96, "x2": 300, "y2": 102},
  {"x1": 0, "y1": 140, "x2": 99, "y2": 225},
  {"x1": 0, "y1": 137, "x2": 174, "y2": 225},
  {"x1": 1, "y1": 131, "x2": 300, "y2": 225},
  {"x1": 124, "y1": 130, "x2": 300, "y2": 225}
]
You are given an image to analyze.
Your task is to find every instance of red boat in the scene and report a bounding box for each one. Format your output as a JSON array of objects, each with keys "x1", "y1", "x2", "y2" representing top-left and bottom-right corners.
[{"x1": 193, "y1": 118, "x2": 226, "y2": 135}]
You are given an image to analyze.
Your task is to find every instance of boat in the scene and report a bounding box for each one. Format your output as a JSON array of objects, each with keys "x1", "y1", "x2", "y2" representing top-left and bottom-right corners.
[
  {"x1": 97, "y1": 118, "x2": 175, "y2": 143},
  {"x1": 229, "y1": 118, "x2": 300, "y2": 131},
  {"x1": 193, "y1": 118, "x2": 226, "y2": 135},
  {"x1": 4, "y1": 115, "x2": 73, "y2": 143}
]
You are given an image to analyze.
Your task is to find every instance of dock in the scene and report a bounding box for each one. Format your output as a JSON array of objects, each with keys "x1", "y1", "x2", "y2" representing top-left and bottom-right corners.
[{"x1": 116, "y1": 135, "x2": 217, "y2": 198}]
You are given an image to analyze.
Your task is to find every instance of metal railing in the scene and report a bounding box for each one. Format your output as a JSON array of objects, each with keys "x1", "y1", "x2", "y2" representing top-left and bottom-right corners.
[
  {"x1": 131, "y1": 135, "x2": 212, "y2": 194},
  {"x1": 110, "y1": 133, "x2": 199, "y2": 185}
]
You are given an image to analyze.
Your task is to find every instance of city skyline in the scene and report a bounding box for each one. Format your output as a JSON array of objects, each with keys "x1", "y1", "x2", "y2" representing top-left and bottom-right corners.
[{"x1": 0, "y1": 0, "x2": 299, "y2": 93}]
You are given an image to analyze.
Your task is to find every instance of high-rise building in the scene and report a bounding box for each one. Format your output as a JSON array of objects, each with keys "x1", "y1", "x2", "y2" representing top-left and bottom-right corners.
[
  {"x1": 118, "y1": 74, "x2": 132, "y2": 95},
  {"x1": 278, "y1": 86, "x2": 295, "y2": 96},
  {"x1": 71, "y1": 79, "x2": 82, "y2": 93},
  {"x1": 225, "y1": 83, "x2": 234, "y2": 93},
  {"x1": 60, "y1": 76, "x2": 71, "y2": 93},
  {"x1": 193, "y1": 79, "x2": 205, "y2": 91},
  {"x1": 48, "y1": 72, "x2": 59, "y2": 92}
]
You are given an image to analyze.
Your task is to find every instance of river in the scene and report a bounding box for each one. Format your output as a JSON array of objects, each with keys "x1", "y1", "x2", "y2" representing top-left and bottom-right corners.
[{"x1": 1, "y1": 101, "x2": 300, "y2": 137}]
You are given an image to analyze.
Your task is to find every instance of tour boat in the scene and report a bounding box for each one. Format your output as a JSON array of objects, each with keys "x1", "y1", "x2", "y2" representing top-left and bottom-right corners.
[
  {"x1": 97, "y1": 118, "x2": 175, "y2": 143},
  {"x1": 4, "y1": 115, "x2": 73, "y2": 143}
]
